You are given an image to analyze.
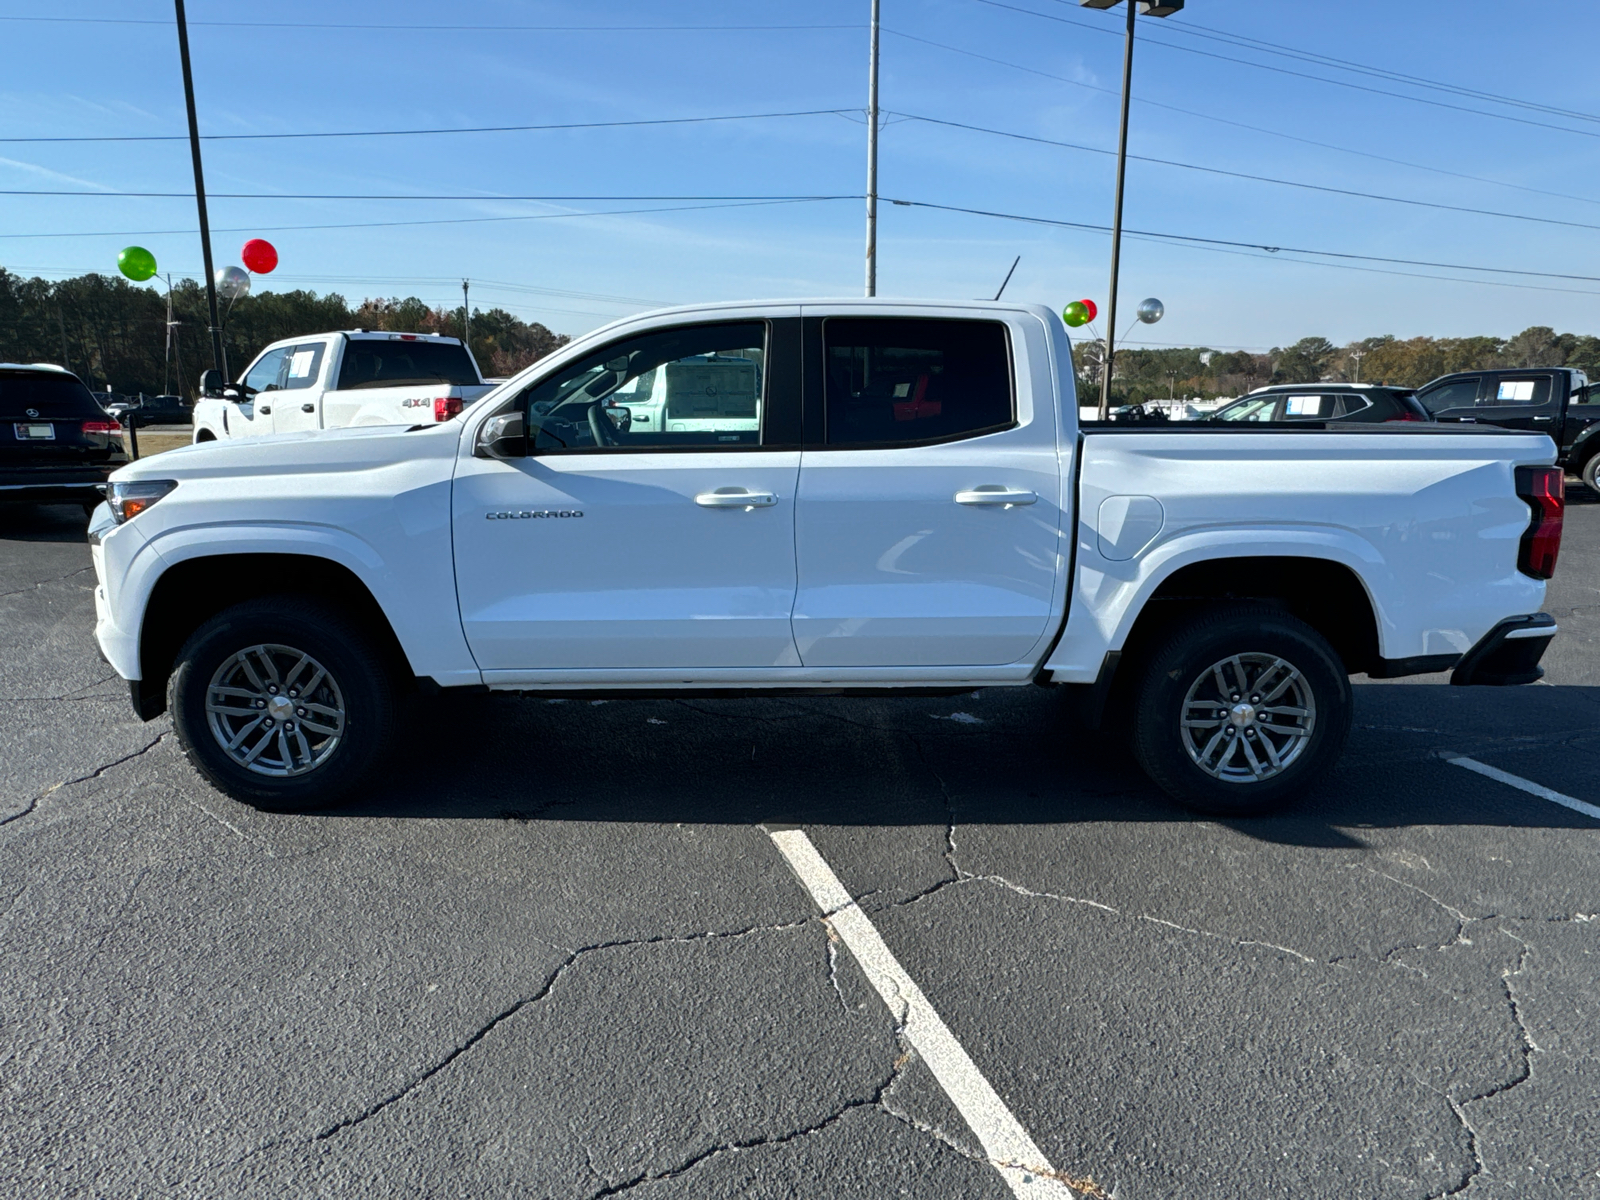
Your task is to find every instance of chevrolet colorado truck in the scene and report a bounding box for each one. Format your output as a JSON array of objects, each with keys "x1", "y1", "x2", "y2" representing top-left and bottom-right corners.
[
  {"x1": 90, "y1": 300, "x2": 1563, "y2": 816},
  {"x1": 191, "y1": 330, "x2": 493, "y2": 442}
]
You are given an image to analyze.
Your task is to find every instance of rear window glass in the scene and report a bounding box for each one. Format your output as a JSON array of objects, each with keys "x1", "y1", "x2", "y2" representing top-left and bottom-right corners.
[
  {"x1": 1492, "y1": 377, "x2": 1551, "y2": 405},
  {"x1": 822, "y1": 318, "x2": 1013, "y2": 447},
  {"x1": 0, "y1": 373, "x2": 99, "y2": 416},
  {"x1": 336, "y1": 340, "x2": 479, "y2": 390}
]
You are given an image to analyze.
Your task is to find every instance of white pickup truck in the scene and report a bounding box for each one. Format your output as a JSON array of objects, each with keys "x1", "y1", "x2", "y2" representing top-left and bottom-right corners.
[
  {"x1": 191, "y1": 330, "x2": 495, "y2": 441},
  {"x1": 90, "y1": 299, "x2": 1563, "y2": 816}
]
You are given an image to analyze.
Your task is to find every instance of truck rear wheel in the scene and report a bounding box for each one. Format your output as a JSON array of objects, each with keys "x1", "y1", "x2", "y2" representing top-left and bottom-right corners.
[
  {"x1": 1131, "y1": 605, "x2": 1351, "y2": 817},
  {"x1": 1581, "y1": 452, "x2": 1600, "y2": 497},
  {"x1": 168, "y1": 597, "x2": 395, "y2": 811}
]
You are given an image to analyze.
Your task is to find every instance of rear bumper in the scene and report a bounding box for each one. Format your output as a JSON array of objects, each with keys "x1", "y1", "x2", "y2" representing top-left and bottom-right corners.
[
  {"x1": 0, "y1": 463, "x2": 120, "y2": 503},
  {"x1": 1451, "y1": 613, "x2": 1557, "y2": 686}
]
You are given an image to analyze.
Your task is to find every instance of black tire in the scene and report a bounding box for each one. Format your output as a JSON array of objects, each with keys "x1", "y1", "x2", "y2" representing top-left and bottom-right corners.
[
  {"x1": 1131, "y1": 604, "x2": 1351, "y2": 817},
  {"x1": 1581, "y1": 451, "x2": 1600, "y2": 497},
  {"x1": 168, "y1": 597, "x2": 396, "y2": 811}
]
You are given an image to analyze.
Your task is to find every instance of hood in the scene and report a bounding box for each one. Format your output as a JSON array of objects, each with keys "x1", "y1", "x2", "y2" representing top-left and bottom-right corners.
[{"x1": 111, "y1": 421, "x2": 461, "y2": 483}]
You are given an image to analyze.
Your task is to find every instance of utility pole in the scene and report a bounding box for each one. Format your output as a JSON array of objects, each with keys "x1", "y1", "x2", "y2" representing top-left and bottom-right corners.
[
  {"x1": 1350, "y1": 347, "x2": 1365, "y2": 383},
  {"x1": 174, "y1": 0, "x2": 224, "y2": 381},
  {"x1": 162, "y1": 273, "x2": 175, "y2": 394},
  {"x1": 864, "y1": 0, "x2": 880, "y2": 297},
  {"x1": 1082, "y1": 0, "x2": 1185, "y2": 419},
  {"x1": 462, "y1": 279, "x2": 471, "y2": 349}
]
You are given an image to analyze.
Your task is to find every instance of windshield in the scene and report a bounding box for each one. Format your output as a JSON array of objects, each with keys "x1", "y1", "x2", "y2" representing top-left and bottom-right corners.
[{"x1": 336, "y1": 340, "x2": 479, "y2": 390}]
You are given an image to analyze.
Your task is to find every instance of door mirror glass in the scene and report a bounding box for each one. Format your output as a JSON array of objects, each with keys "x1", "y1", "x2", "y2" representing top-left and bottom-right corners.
[
  {"x1": 475, "y1": 410, "x2": 528, "y2": 459},
  {"x1": 199, "y1": 368, "x2": 224, "y2": 399}
]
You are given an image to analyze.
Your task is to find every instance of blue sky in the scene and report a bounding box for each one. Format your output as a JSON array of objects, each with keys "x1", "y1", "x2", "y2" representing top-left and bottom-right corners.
[{"x1": 4, "y1": 0, "x2": 1600, "y2": 351}]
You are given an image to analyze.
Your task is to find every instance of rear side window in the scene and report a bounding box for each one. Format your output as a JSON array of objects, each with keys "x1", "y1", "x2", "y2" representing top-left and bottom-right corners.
[
  {"x1": 337, "y1": 339, "x2": 479, "y2": 390},
  {"x1": 1281, "y1": 394, "x2": 1334, "y2": 419},
  {"x1": 0, "y1": 372, "x2": 99, "y2": 416},
  {"x1": 1418, "y1": 378, "x2": 1480, "y2": 413},
  {"x1": 1490, "y1": 377, "x2": 1552, "y2": 405},
  {"x1": 281, "y1": 343, "x2": 326, "y2": 391},
  {"x1": 822, "y1": 318, "x2": 1013, "y2": 447}
]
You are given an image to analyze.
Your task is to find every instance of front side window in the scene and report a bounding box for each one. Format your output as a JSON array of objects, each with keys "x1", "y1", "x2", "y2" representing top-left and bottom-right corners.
[
  {"x1": 1418, "y1": 378, "x2": 1480, "y2": 413},
  {"x1": 241, "y1": 348, "x2": 288, "y2": 394},
  {"x1": 517, "y1": 321, "x2": 767, "y2": 451},
  {"x1": 281, "y1": 343, "x2": 326, "y2": 391},
  {"x1": 822, "y1": 318, "x2": 1013, "y2": 447},
  {"x1": 1214, "y1": 396, "x2": 1278, "y2": 422}
]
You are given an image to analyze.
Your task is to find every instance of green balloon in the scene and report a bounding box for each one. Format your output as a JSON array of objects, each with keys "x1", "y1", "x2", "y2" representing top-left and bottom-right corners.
[
  {"x1": 118, "y1": 246, "x2": 157, "y2": 282},
  {"x1": 1062, "y1": 300, "x2": 1091, "y2": 328}
]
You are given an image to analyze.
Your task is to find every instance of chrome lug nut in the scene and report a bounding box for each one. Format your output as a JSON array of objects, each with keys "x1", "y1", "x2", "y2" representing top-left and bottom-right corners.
[
  {"x1": 263, "y1": 718, "x2": 274, "y2": 728},
  {"x1": 296, "y1": 707, "x2": 307, "y2": 717}
]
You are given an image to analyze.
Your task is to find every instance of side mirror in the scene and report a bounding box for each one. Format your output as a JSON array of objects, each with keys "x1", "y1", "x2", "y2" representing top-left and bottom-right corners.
[
  {"x1": 199, "y1": 368, "x2": 224, "y2": 399},
  {"x1": 475, "y1": 411, "x2": 528, "y2": 459}
]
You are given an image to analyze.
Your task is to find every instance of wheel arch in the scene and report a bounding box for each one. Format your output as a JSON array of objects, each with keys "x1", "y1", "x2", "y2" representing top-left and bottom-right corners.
[
  {"x1": 1124, "y1": 555, "x2": 1381, "y2": 676},
  {"x1": 134, "y1": 552, "x2": 415, "y2": 719}
]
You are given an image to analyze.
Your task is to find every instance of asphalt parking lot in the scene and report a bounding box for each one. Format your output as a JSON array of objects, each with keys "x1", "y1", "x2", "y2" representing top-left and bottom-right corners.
[{"x1": 2, "y1": 490, "x2": 1596, "y2": 1200}]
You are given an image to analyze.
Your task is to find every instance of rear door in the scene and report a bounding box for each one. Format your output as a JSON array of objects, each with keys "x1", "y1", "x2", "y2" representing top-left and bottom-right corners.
[
  {"x1": 452, "y1": 312, "x2": 805, "y2": 673},
  {"x1": 791, "y1": 310, "x2": 1063, "y2": 668},
  {"x1": 1472, "y1": 371, "x2": 1561, "y2": 435}
]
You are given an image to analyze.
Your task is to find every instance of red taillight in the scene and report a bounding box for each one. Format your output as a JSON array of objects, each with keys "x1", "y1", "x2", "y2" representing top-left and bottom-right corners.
[
  {"x1": 1515, "y1": 465, "x2": 1563, "y2": 579},
  {"x1": 433, "y1": 395, "x2": 463, "y2": 422},
  {"x1": 82, "y1": 420, "x2": 121, "y2": 435},
  {"x1": 1384, "y1": 411, "x2": 1425, "y2": 422}
]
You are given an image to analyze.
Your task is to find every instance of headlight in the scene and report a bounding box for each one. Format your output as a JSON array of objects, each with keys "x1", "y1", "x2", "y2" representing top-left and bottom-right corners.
[{"x1": 108, "y1": 479, "x2": 178, "y2": 524}]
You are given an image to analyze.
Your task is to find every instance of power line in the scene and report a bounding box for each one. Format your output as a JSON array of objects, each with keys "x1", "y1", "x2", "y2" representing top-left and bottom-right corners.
[
  {"x1": 0, "y1": 190, "x2": 858, "y2": 202},
  {"x1": 881, "y1": 29, "x2": 1600, "y2": 212},
  {"x1": 978, "y1": 0, "x2": 1600, "y2": 142},
  {"x1": 1074, "y1": 4, "x2": 1600, "y2": 128},
  {"x1": 0, "y1": 197, "x2": 847, "y2": 241},
  {"x1": 0, "y1": 108, "x2": 859, "y2": 145},
  {"x1": 0, "y1": 16, "x2": 862, "y2": 32},
  {"x1": 894, "y1": 112, "x2": 1600, "y2": 234},
  {"x1": 883, "y1": 196, "x2": 1600, "y2": 285}
]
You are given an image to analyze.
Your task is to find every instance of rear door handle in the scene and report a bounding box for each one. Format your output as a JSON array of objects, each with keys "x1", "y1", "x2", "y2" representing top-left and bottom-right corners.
[
  {"x1": 301, "y1": 403, "x2": 315, "y2": 413},
  {"x1": 1532, "y1": 415, "x2": 1554, "y2": 421},
  {"x1": 955, "y1": 486, "x2": 1037, "y2": 507},
  {"x1": 695, "y1": 487, "x2": 778, "y2": 509},
  {"x1": 257, "y1": 405, "x2": 271, "y2": 415}
]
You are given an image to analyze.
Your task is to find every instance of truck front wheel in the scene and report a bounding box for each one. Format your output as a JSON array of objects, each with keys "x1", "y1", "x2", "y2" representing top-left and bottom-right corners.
[
  {"x1": 1131, "y1": 605, "x2": 1351, "y2": 817},
  {"x1": 168, "y1": 598, "x2": 396, "y2": 811}
]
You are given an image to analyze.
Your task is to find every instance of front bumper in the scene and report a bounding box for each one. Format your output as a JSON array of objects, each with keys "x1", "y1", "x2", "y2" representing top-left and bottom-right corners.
[{"x1": 1451, "y1": 613, "x2": 1557, "y2": 686}]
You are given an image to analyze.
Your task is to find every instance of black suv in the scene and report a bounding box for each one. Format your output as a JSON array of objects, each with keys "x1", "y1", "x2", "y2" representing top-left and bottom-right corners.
[
  {"x1": 1416, "y1": 367, "x2": 1600, "y2": 493},
  {"x1": 1211, "y1": 384, "x2": 1432, "y2": 425},
  {"x1": 1, "y1": 364, "x2": 128, "y2": 514}
]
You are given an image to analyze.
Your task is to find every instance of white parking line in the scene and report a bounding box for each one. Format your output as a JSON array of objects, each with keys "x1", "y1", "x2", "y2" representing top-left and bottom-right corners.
[
  {"x1": 1442, "y1": 752, "x2": 1600, "y2": 821},
  {"x1": 766, "y1": 826, "x2": 1078, "y2": 1200}
]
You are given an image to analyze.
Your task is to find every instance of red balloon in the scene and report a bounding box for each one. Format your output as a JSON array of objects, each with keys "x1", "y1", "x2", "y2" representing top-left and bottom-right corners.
[
  {"x1": 1080, "y1": 298, "x2": 1098, "y2": 322},
  {"x1": 241, "y1": 238, "x2": 278, "y2": 274}
]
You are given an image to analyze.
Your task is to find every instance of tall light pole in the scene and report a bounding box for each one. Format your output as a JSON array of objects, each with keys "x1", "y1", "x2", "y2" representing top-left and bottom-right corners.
[
  {"x1": 865, "y1": 0, "x2": 881, "y2": 297},
  {"x1": 174, "y1": 0, "x2": 225, "y2": 382},
  {"x1": 462, "y1": 279, "x2": 471, "y2": 349},
  {"x1": 1081, "y1": 0, "x2": 1184, "y2": 419}
]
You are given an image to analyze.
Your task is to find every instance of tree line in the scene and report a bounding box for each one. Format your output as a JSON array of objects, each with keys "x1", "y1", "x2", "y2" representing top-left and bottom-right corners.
[
  {"x1": 1078, "y1": 326, "x2": 1600, "y2": 405},
  {"x1": 0, "y1": 270, "x2": 570, "y2": 397}
]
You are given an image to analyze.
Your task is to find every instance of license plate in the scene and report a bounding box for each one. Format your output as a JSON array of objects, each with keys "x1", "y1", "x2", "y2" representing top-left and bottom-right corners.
[{"x1": 14, "y1": 423, "x2": 54, "y2": 440}]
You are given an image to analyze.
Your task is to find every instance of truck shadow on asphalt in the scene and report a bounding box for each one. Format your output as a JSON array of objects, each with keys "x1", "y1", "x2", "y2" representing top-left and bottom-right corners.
[{"x1": 325, "y1": 679, "x2": 1600, "y2": 850}]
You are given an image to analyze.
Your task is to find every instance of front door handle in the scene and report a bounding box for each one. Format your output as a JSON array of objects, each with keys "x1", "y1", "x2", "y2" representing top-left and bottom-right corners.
[
  {"x1": 955, "y1": 486, "x2": 1038, "y2": 507},
  {"x1": 301, "y1": 403, "x2": 315, "y2": 413},
  {"x1": 695, "y1": 487, "x2": 778, "y2": 509},
  {"x1": 1532, "y1": 415, "x2": 1554, "y2": 421}
]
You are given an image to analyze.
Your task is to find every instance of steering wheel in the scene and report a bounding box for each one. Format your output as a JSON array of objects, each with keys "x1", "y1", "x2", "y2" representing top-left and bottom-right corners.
[{"x1": 587, "y1": 401, "x2": 623, "y2": 447}]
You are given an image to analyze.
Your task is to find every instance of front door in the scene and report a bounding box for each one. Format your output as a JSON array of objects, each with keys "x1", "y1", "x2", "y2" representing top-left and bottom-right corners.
[
  {"x1": 452, "y1": 314, "x2": 804, "y2": 673},
  {"x1": 792, "y1": 311, "x2": 1064, "y2": 668},
  {"x1": 231, "y1": 346, "x2": 287, "y2": 437}
]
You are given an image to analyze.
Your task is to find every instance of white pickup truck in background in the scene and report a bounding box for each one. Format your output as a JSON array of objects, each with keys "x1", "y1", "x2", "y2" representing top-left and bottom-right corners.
[
  {"x1": 192, "y1": 330, "x2": 495, "y2": 441},
  {"x1": 91, "y1": 299, "x2": 1563, "y2": 818}
]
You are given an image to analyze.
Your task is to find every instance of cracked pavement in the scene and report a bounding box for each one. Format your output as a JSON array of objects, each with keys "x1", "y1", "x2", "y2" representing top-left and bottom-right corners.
[{"x1": 1, "y1": 499, "x2": 1597, "y2": 1199}]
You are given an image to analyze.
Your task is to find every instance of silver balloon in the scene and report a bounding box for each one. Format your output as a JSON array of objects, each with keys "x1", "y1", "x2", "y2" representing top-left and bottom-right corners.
[
  {"x1": 1136, "y1": 297, "x2": 1164, "y2": 324},
  {"x1": 215, "y1": 265, "x2": 251, "y2": 301}
]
